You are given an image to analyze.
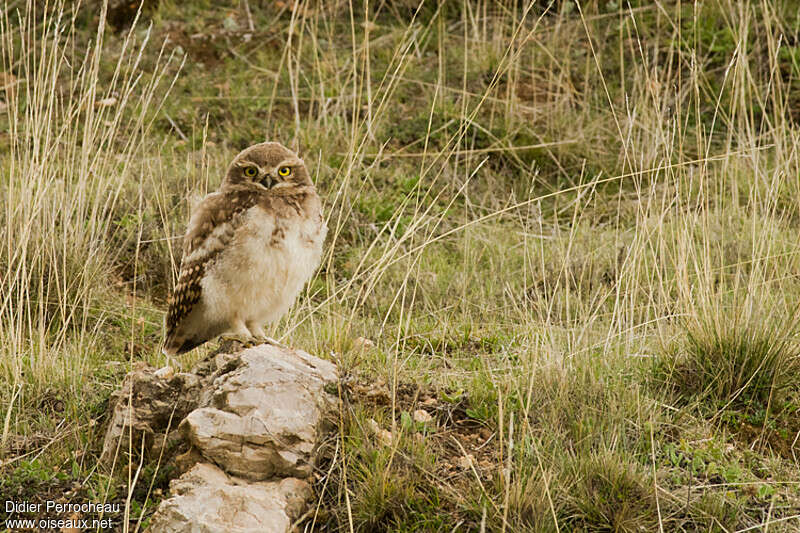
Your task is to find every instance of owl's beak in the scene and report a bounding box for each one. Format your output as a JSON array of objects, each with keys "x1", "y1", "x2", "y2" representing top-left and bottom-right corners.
[{"x1": 261, "y1": 175, "x2": 274, "y2": 188}]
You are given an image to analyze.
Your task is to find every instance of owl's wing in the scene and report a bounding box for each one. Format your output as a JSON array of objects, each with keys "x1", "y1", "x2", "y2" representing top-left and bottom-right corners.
[{"x1": 164, "y1": 188, "x2": 259, "y2": 349}]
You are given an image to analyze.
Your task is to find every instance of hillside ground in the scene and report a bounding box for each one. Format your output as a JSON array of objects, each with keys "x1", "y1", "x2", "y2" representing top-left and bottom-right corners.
[{"x1": 1, "y1": 0, "x2": 800, "y2": 531}]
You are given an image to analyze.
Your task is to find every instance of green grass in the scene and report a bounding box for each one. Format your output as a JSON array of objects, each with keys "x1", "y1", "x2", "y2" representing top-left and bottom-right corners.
[
  {"x1": 2, "y1": 0, "x2": 800, "y2": 531},
  {"x1": 660, "y1": 305, "x2": 800, "y2": 408}
]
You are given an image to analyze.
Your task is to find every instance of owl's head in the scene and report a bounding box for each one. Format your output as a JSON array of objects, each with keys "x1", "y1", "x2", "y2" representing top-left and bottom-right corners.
[{"x1": 223, "y1": 142, "x2": 312, "y2": 189}]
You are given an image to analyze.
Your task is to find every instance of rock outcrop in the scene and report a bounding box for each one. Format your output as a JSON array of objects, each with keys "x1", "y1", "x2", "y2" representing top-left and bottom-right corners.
[
  {"x1": 147, "y1": 463, "x2": 310, "y2": 533},
  {"x1": 181, "y1": 347, "x2": 337, "y2": 481},
  {"x1": 101, "y1": 343, "x2": 338, "y2": 533},
  {"x1": 100, "y1": 364, "x2": 201, "y2": 465}
]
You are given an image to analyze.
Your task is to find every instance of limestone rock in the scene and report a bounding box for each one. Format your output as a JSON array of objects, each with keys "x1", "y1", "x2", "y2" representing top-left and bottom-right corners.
[
  {"x1": 100, "y1": 364, "x2": 201, "y2": 464},
  {"x1": 412, "y1": 409, "x2": 433, "y2": 424},
  {"x1": 367, "y1": 418, "x2": 393, "y2": 446},
  {"x1": 145, "y1": 463, "x2": 311, "y2": 533},
  {"x1": 352, "y1": 336, "x2": 374, "y2": 350},
  {"x1": 105, "y1": 344, "x2": 339, "y2": 533},
  {"x1": 180, "y1": 344, "x2": 338, "y2": 481}
]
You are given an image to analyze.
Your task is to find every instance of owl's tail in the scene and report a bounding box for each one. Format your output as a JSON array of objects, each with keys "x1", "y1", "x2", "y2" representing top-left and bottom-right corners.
[{"x1": 162, "y1": 332, "x2": 204, "y2": 356}]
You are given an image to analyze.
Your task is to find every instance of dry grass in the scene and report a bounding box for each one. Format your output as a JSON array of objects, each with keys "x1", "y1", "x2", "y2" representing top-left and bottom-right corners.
[{"x1": 1, "y1": 0, "x2": 800, "y2": 531}]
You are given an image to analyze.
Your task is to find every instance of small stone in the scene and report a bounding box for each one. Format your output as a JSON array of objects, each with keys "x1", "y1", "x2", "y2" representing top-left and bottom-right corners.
[
  {"x1": 377, "y1": 429, "x2": 393, "y2": 446},
  {"x1": 96, "y1": 96, "x2": 117, "y2": 107},
  {"x1": 60, "y1": 512, "x2": 82, "y2": 533},
  {"x1": 367, "y1": 418, "x2": 393, "y2": 446},
  {"x1": 457, "y1": 454, "x2": 474, "y2": 470},
  {"x1": 367, "y1": 418, "x2": 380, "y2": 434},
  {"x1": 412, "y1": 409, "x2": 433, "y2": 424},
  {"x1": 361, "y1": 380, "x2": 389, "y2": 404},
  {"x1": 353, "y1": 337, "x2": 375, "y2": 350},
  {"x1": 422, "y1": 397, "x2": 437, "y2": 406},
  {"x1": 222, "y1": 14, "x2": 239, "y2": 32},
  {"x1": 0, "y1": 71, "x2": 16, "y2": 87}
]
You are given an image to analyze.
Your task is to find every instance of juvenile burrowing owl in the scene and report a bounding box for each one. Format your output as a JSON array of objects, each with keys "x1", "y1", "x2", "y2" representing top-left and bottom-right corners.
[{"x1": 162, "y1": 142, "x2": 326, "y2": 356}]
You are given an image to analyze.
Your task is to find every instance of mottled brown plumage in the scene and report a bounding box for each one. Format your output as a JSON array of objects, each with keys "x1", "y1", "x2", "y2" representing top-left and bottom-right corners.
[
  {"x1": 162, "y1": 142, "x2": 326, "y2": 356},
  {"x1": 165, "y1": 189, "x2": 258, "y2": 335}
]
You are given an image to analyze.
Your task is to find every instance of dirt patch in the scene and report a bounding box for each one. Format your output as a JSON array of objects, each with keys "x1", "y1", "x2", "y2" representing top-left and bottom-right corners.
[
  {"x1": 344, "y1": 375, "x2": 502, "y2": 481},
  {"x1": 306, "y1": 375, "x2": 501, "y2": 529},
  {"x1": 735, "y1": 419, "x2": 800, "y2": 461}
]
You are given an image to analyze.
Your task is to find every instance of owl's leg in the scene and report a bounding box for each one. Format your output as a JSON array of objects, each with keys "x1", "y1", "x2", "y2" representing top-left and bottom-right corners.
[
  {"x1": 247, "y1": 322, "x2": 267, "y2": 338},
  {"x1": 246, "y1": 321, "x2": 288, "y2": 349}
]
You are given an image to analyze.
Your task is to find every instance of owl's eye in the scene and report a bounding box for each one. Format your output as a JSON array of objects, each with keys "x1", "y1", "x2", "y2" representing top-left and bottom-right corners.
[
  {"x1": 277, "y1": 166, "x2": 292, "y2": 177},
  {"x1": 244, "y1": 166, "x2": 258, "y2": 177}
]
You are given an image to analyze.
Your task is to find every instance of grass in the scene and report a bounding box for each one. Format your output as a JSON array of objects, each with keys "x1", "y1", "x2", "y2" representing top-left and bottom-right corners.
[
  {"x1": 2, "y1": 0, "x2": 800, "y2": 531},
  {"x1": 661, "y1": 305, "x2": 800, "y2": 408}
]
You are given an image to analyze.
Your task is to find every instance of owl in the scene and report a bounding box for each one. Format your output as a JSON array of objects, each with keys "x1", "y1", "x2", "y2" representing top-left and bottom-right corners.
[{"x1": 162, "y1": 142, "x2": 327, "y2": 356}]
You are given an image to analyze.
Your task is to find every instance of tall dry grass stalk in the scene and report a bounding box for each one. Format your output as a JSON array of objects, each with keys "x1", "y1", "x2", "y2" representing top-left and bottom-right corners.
[
  {"x1": 0, "y1": 1, "x2": 180, "y2": 397},
  {"x1": 285, "y1": 1, "x2": 800, "y2": 529}
]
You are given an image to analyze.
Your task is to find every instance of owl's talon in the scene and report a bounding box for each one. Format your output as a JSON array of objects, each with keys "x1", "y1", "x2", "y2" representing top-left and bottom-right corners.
[
  {"x1": 254, "y1": 336, "x2": 288, "y2": 350},
  {"x1": 218, "y1": 334, "x2": 258, "y2": 352}
]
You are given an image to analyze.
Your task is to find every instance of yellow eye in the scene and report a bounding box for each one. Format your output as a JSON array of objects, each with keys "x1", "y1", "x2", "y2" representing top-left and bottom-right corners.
[
  {"x1": 278, "y1": 166, "x2": 291, "y2": 177},
  {"x1": 244, "y1": 167, "x2": 258, "y2": 177}
]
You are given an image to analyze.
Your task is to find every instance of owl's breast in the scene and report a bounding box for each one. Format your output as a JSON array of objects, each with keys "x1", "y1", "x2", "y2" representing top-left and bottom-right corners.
[{"x1": 201, "y1": 202, "x2": 325, "y2": 325}]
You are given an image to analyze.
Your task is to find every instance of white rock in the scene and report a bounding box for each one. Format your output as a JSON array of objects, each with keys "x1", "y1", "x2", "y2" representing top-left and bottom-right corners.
[
  {"x1": 96, "y1": 96, "x2": 117, "y2": 107},
  {"x1": 145, "y1": 463, "x2": 310, "y2": 533},
  {"x1": 367, "y1": 418, "x2": 392, "y2": 446},
  {"x1": 181, "y1": 344, "x2": 338, "y2": 481},
  {"x1": 457, "y1": 454, "x2": 474, "y2": 470},
  {"x1": 100, "y1": 367, "x2": 200, "y2": 465},
  {"x1": 352, "y1": 336, "x2": 375, "y2": 350},
  {"x1": 412, "y1": 409, "x2": 433, "y2": 424},
  {"x1": 113, "y1": 343, "x2": 340, "y2": 533}
]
